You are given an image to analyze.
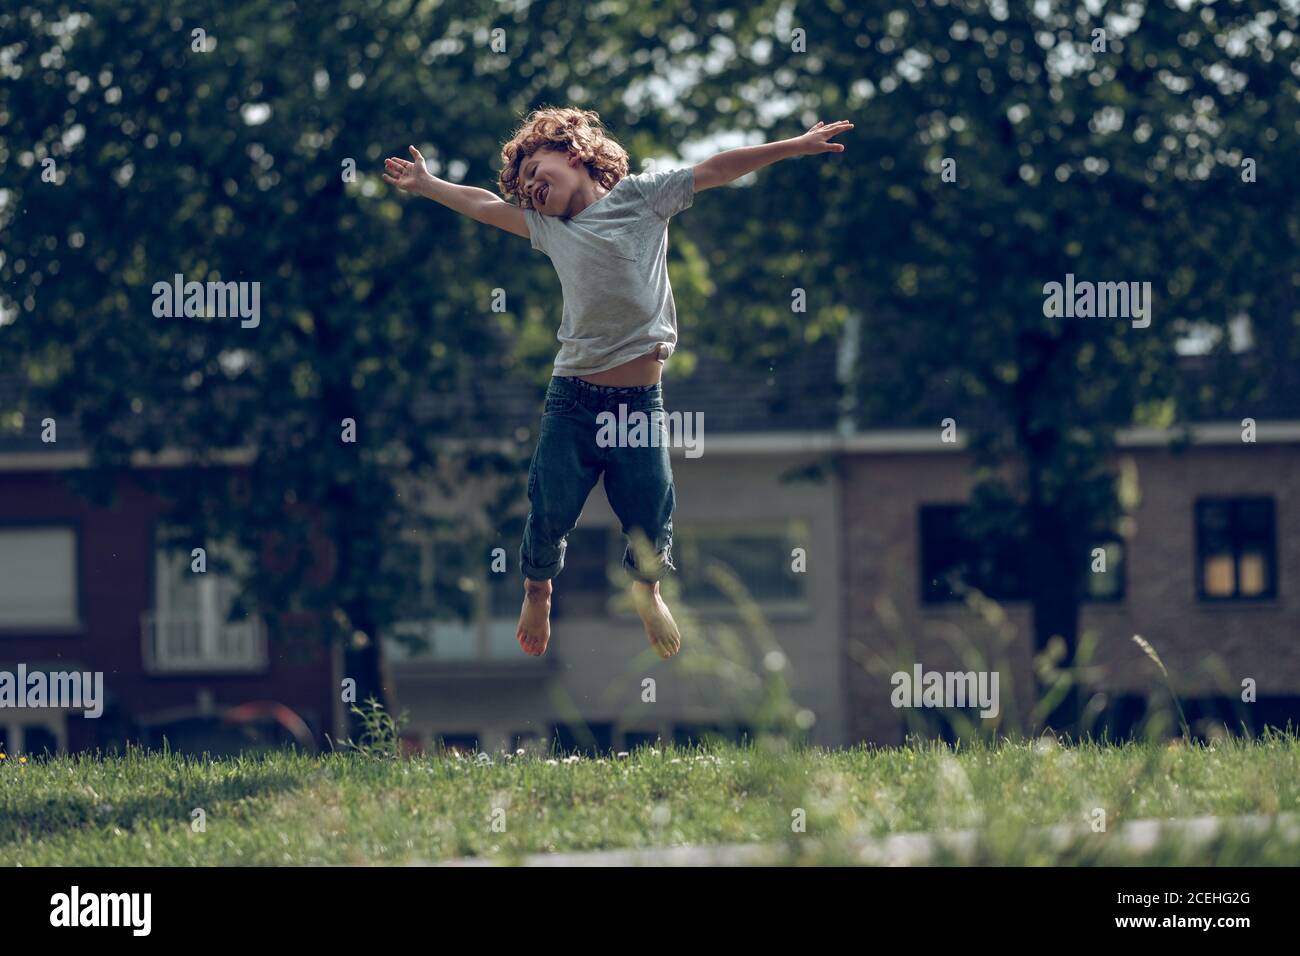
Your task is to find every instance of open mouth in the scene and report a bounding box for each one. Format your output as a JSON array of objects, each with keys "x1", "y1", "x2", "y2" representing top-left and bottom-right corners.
[{"x1": 537, "y1": 184, "x2": 548, "y2": 206}]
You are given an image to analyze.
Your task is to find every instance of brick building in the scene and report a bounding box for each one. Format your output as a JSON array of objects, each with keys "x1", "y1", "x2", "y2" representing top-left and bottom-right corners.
[
  {"x1": 3, "y1": 344, "x2": 1297, "y2": 753},
  {"x1": 840, "y1": 423, "x2": 1300, "y2": 742}
]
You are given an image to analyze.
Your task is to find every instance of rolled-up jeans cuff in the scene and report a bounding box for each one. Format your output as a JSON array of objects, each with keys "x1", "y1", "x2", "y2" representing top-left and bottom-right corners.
[
  {"x1": 520, "y1": 541, "x2": 565, "y2": 581},
  {"x1": 623, "y1": 545, "x2": 675, "y2": 584}
]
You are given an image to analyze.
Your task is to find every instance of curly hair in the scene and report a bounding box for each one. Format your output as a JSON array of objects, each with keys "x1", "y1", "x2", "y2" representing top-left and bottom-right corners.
[{"x1": 498, "y1": 107, "x2": 630, "y2": 209}]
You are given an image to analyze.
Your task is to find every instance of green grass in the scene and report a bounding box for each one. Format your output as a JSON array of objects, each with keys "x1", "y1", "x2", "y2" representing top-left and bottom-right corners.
[{"x1": 3, "y1": 732, "x2": 1299, "y2": 865}]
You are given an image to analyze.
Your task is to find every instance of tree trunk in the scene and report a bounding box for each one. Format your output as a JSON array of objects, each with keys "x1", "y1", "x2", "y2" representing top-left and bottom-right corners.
[
  {"x1": 343, "y1": 618, "x2": 394, "y2": 733},
  {"x1": 1026, "y1": 504, "x2": 1083, "y2": 736}
]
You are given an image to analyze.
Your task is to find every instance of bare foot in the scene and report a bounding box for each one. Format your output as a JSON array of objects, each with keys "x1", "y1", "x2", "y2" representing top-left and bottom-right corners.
[
  {"x1": 632, "y1": 581, "x2": 681, "y2": 658},
  {"x1": 517, "y1": 578, "x2": 552, "y2": 656}
]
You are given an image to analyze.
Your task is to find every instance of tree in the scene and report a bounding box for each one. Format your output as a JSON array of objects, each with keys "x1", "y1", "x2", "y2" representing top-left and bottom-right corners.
[
  {"x1": 662, "y1": 0, "x2": 1299, "y2": 732},
  {"x1": 1, "y1": 0, "x2": 719, "y2": 727}
]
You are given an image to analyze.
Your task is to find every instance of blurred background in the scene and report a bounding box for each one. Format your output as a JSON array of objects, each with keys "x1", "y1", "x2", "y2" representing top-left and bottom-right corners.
[{"x1": 1, "y1": 0, "x2": 1297, "y2": 756}]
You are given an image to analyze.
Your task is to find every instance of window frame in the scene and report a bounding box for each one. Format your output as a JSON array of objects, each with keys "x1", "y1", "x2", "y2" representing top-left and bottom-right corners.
[
  {"x1": 0, "y1": 710, "x2": 69, "y2": 755},
  {"x1": 145, "y1": 520, "x2": 266, "y2": 674},
  {"x1": 1195, "y1": 497, "x2": 1278, "y2": 602},
  {"x1": 385, "y1": 529, "x2": 539, "y2": 663},
  {"x1": 549, "y1": 526, "x2": 616, "y2": 620},
  {"x1": 661, "y1": 518, "x2": 813, "y2": 617},
  {"x1": 0, "y1": 520, "x2": 83, "y2": 634}
]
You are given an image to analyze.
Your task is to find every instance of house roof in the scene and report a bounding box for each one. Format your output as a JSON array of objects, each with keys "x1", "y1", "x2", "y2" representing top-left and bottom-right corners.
[{"x1": 0, "y1": 339, "x2": 846, "y2": 457}]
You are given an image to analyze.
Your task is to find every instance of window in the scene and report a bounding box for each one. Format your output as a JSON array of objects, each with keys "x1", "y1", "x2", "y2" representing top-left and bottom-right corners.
[
  {"x1": 0, "y1": 526, "x2": 79, "y2": 630},
  {"x1": 550, "y1": 527, "x2": 613, "y2": 619},
  {"x1": 620, "y1": 729, "x2": 663, "y2": 751},
  {"x1": 21, "y1": 724, "x2": 59, "y2": 755},
  {"x1": 920, "y1": 505, "x2": 1028, "y2": 603},
  {"x1": 0, "y1": 712, "x2": 67, "y2": 755},
  {"x1": 511, "y1": 730, "x2": 550, "y2": 755},
  {"x1": 1196, "y1": 498, "x2": 1277, "y2": 600},
  {"x1": 431, "y1": 733, "x2": 479, "y2": 755},
  {"x1": 919, "y1": 505, "x2": 1125, "y2": 605},
  {"x1": 144, "y1": 527, "x2": 265, "y2": 672},
  {"x1": 385, "y1": 531, "x2": 540, "y2": 662},
  {"x1": 673, "y1": 723, "x2": 754, "y2": 747},
  {"x1": 549, "y1": 722, "x2": 613, "y2": 754},
  {"x1": 673, "y1": 521, "x2": 810, "y2": 612}
]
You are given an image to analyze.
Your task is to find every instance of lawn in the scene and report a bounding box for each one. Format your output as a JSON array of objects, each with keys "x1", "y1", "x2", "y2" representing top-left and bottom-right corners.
[{"x1": 2, "y1": 732, "x2": 1299, "y2": 865}]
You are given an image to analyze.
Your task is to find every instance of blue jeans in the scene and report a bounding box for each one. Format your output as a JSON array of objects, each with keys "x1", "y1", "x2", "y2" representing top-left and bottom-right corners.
[{"x1": 520, "y1": 375, "x2": 677, "y2": 585}]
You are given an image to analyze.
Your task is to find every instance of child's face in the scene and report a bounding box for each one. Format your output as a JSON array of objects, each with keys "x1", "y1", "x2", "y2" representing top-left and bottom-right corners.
[{"x1": 520, "y1": 147, "x2": 585, "y2": 217}]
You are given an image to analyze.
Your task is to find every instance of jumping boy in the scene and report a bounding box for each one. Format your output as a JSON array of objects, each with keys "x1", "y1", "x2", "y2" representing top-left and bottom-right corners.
[{"x1": 383, "y1": 107, "x2": 851, "y2": 660}]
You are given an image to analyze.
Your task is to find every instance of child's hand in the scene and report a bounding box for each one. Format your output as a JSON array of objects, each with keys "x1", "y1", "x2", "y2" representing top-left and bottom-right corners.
[
  {"x1": 793, "y1": 120, "x2": 854, "y2": 156},
  {"x1": 383, "y1": 146, "x2": 435, "y2": 194}
]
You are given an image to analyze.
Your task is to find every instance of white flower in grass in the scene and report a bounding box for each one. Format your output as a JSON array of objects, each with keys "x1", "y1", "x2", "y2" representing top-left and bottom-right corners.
[
  {"x1": 616, "y1": 751, "x2": 629, "y2": 758},
  {"x1": 545, "y1": 759, "x2": 559, "y2": 766},
  {"x1": 563, "y1": 755, "x2": 580, "y2": 764}
]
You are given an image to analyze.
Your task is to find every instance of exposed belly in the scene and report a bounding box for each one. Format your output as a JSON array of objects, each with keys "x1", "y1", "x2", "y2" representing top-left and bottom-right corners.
[{"x1": 576, "y1": 345, "x2": 667, "y2": 386}]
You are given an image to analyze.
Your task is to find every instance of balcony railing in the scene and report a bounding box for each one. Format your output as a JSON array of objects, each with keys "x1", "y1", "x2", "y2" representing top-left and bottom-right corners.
[{"x1": 141, "y1": 610, "x2": 267, "y2": 673}]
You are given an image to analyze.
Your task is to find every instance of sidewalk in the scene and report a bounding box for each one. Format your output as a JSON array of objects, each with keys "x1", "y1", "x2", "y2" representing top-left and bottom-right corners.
[{"x1": 427, "y1": 812, "x2": 1300, "y2": 866}]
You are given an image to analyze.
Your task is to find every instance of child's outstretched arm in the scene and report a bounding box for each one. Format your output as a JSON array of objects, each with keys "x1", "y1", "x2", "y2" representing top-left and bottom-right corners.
[
  {"x1": 692, "y1": 120, "x2": 853, "y2": 192},
  {"x1": 383, "y1": 146, "x2": 529, "y2": 239}
]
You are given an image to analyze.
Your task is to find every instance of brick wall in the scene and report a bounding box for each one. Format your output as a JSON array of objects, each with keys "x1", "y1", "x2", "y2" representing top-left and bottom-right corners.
[
  {"x1": 0, "y1": 468, "x2": 337, "y2": 751},
  {"x1": 840, "y1": 441, "x2": 1299, "y2": 743}
]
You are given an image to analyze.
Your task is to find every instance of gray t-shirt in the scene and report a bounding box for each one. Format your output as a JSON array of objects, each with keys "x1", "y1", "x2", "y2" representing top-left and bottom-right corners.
[{"x1": 524, "y1": 166, "x2": 695, "y2": 377}]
